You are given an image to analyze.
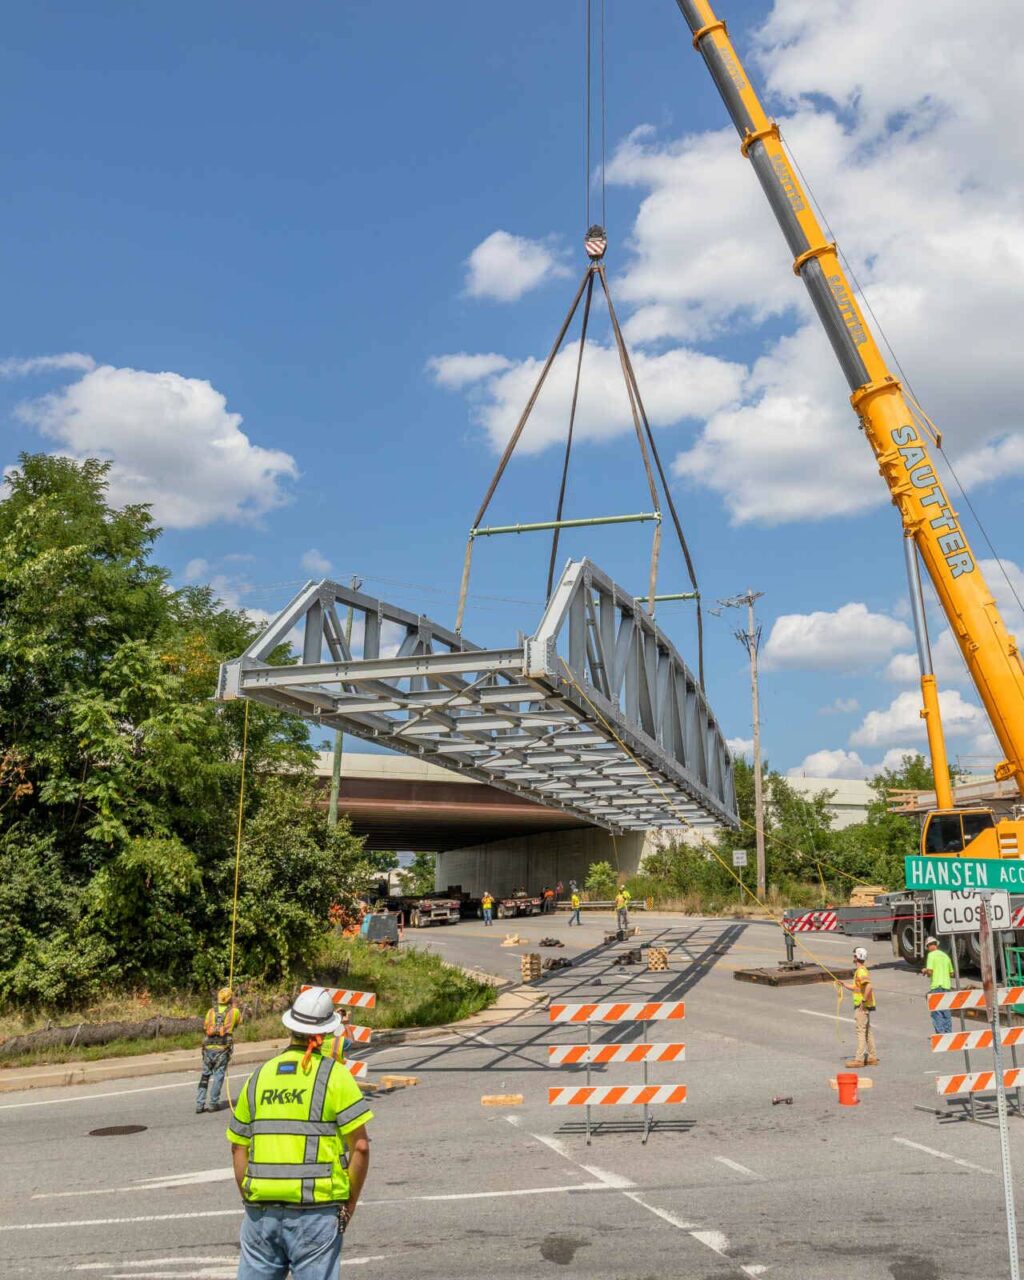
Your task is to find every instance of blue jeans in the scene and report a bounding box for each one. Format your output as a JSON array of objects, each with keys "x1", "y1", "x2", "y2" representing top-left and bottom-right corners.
[
  {"x1": 238, "y1": 1204, "x2": 343, "y2": 1280},
  {"x1": 196, "y1": 1046, "x2": 230, "y2": 1110},
  {"x1": 569, "y1": 909, "x2": 581, "y2": 925},
  {"x1": 483, "y1": 907, "x2": 493, "y2": 925},
  {"x1": 930, "y1": 991, "x2": 952, "y2": 1035}
]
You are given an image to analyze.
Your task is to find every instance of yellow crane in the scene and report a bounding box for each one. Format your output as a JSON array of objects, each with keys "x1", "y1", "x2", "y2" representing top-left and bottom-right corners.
[{"x1": 672, "y1": 0, "x2": 1024, "y2": 860}]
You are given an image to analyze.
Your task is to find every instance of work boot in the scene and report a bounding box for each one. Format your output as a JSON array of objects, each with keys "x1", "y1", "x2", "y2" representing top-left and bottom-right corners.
[
  {"x1": 864, "y1": 1057, "x2": 880, "y2": 1066},
  {"x1": 844, "y1": 1059, "x2": 866, "y2": 1068},
  {"x1": 205, "y1": 1103, "x2": 220, "y2": 1113},
  {"x1": 195, "y1": 1104, "x2": 205, "y2": 1114}
]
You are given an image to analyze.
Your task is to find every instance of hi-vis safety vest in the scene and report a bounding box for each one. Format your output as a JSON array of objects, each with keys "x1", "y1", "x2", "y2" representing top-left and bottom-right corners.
[
  {"x1": 852, "y1": 965, "x2": 876, "y2": 1010},
  {"x1": 203, "y1": 1003, "x2": 240, "y2": 1049},
  {"x1": 228, "y1": 1048, "x2": 373, "y2": 1206}
]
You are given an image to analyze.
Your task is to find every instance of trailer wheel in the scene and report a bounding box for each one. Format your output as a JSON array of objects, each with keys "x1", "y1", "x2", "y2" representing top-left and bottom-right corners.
[
  {"x1": 893, "y1": 920, "x2": 920, "y2": 965},
  {"x1": 961, "y1": 931, "x2": 982, "y2": 970}
]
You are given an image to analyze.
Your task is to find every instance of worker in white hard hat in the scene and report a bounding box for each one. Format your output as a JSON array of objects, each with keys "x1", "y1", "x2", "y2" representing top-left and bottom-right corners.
[
  {"x1": 843, "y1": 946, "x2": 878, "y2": 1068},
  {"x1": 227, "y1": 986, "x2": 373, "y2": 1280},
  {"x1": 923, "y1": 936, "x2": 955, "y2": 1035}
]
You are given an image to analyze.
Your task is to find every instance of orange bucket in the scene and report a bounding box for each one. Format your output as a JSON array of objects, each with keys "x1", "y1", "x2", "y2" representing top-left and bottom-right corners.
[{"x1": 836, "y1": 1072, "x2": 860, "y2": 1106}]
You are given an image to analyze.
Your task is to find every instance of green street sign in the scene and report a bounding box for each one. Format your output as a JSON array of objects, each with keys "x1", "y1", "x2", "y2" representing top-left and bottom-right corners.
[{"x1": 905, "y1": 855, "x2": 1024, "y2": 892}]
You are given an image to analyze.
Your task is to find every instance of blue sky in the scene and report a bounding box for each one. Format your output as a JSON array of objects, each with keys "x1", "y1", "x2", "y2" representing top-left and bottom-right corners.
[{"x1": 2, "y1": 0, "x2": 1022, "y2": 781}]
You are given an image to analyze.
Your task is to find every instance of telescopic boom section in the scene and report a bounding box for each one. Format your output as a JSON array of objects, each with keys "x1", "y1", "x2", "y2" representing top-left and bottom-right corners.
[{"x1": 674, "y1": 0, "x2": 1024, "y2": 794}]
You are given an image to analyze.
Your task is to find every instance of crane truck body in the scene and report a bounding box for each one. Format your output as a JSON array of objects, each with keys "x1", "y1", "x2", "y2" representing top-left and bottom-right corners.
[{"x1": 672, "y1": 0, "x2": 1024, "y2": 962}]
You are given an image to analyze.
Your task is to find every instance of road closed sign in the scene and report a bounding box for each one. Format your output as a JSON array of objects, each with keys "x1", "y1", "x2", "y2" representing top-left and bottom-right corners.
[{"x1": 933, "y1": 890, "x2": 1011, "y2": 934}]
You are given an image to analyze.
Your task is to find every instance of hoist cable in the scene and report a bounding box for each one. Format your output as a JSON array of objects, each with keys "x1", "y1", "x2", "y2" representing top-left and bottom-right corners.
[
  {"x1": 548, "y1": 271, "x2": 596, "y2": 597},
  {"x1": 227, "y1": 698, "x2": 250, "y2": 991},
  {"x1": 600, "y1": 0, "x2": 606, "y2": 229},
  {"x1": 585, "y1": 0, "x2": 592, "y2": 230}
]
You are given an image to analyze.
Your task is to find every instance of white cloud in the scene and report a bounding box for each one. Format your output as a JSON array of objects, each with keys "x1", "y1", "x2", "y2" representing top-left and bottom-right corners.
[
  {"x1": 430, "y1": 340, "x2": 744, "y2": 455},
  {"x1": 301, "y1": 548, "x2": 332, "y2": 577},
  {"x1": 600, "y1": 2, "x2": 1024, "y2": 523},
  {"x1": 885, "y1": 629, "x2": 968, "y2": 687},
  {"x1": 787, "y1": 748, "x2": 868, "y2": 780},
  {"x1": 425, "y1": 352, "x2": 513, "y2": 390},
  {"x1": 464, "y1": 230, "x2": 571, "y2": 302},
  {"x1": 727, "y1": 736, "x2": 753, "y2": 760},
  {"x1": 850, "y1": 689, "x2": 987, "y2": 748},
  {"x1": 819, "y1": 697, "x2": 860, "y2": 715},
  {"x1": 15, "y1": 363, "x2": 297, "y2": 529},
  {"x1": 979, "y1": 557, "x2": 1024, "y2": 634},
  {"x1": 183, "y1": 558, "x2": 209, "y2": 583},
  {"x1": 762, "y1": 603, "x2": 911, "y2": 672},
  {"x1": 0, "y1": 352, "x2": 95, "y2": 379}
]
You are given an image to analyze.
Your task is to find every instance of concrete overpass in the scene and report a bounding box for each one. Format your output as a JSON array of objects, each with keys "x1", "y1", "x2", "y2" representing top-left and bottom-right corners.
[{"x1": 317, "y1": 751, "x2": 883, "y2": 895}]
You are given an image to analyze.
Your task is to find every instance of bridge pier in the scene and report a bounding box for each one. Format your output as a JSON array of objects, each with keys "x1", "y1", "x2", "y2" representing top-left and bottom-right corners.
[{"x1": 436, "y1": 827, "x2": 678, "y2": 898}]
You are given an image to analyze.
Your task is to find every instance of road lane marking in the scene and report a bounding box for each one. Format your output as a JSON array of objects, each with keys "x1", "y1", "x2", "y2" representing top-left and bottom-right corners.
[
  {"x1": 621, "y1": 1191, "x2": 694, "y2": 1229},
  {"x1": 0, "y1": 1075, "x2": 244, "y2": 1110},
  {"x1": 714, "y1": 1156, "x2": 761, "y2": 1179},
  {"x1": 892, "y1": 1136, "x2": 995, "y2": 1175},
  {"x1": 75, "y1": 1261, "x2": 236, "y2": 1271},
  {"x1": 515, "y1": 1124, "x2": 635, "y2": 1189},
  {"x1": 4, "y1": 1186, "x2": 618, "y2": 1231},
  {"x1": 798, "y1": 1008, "x2": 855, "y2": 1025},
  {"x1": 35, "y1": 1168, "x2": 235, "y2": 1199},
  {"x1": 507, "y1": 1119, "x2": 765, "y2": 1275}
]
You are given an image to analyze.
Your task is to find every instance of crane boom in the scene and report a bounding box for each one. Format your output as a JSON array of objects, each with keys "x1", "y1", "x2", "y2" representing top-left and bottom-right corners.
[{"x1": 673, "y1": 0, "x2": 1024, "y2": 796}]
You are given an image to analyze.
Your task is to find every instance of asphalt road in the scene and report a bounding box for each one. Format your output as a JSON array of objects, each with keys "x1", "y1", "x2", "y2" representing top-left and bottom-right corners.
[{"x1": 4, "y1": 912, "x2": 1024, "y2": 1279}]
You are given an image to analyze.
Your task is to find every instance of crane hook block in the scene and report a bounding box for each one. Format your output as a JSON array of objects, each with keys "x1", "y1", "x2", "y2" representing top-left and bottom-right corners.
[{"x1": 585, "y1": 225, "x2": 608, "y2": 260}]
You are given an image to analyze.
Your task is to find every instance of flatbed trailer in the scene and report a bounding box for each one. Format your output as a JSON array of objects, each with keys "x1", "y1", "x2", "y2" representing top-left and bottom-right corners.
[
  {"x1": 783, "y1": 892, "x2": 1024, "y2": 969},
  {"x1": 388, "y1": 895, "x2": 461, "y2": 928}
]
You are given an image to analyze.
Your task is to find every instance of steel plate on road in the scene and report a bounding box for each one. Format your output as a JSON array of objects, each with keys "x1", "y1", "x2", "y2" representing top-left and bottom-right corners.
[{"x1": 933, "y1": 890, "x2": 1011, "y2": 934}]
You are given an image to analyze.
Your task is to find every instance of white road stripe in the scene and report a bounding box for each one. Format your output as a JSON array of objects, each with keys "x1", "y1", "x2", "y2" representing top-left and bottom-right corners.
[
  {"x1": 798, "y1": 1008, "x2": 855, "y2": 1025},
  {"x1": 75, "y1": 1260, "x2": 235, "y2": 1271},
  {"x1": 714, "y1": 1156, "x2": 761, "y2": 1179},
  {"x1": 0, "y1": 1075, "x2": 244, "y2": 1110},
  {"x1": 892, "y1": 1136, "x2": 995, "y2": 1176},
  {"x1": 5, "y1": 1187, "x2": 617, "y2": 1231},
  {"x1": 519, "y1": 1127, "x2": 636, "y2": 1189},
  {"x1": 622, "y1": 1191, "x2": 694, "y2": 1230},
  {"x1": 36, "y1": 1168, "x2": 234, "y2": 1200}
]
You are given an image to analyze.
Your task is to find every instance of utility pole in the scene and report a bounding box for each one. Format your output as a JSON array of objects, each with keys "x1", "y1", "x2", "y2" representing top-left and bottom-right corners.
[
  {"x1": 716, "y1": 590, "x2": 766, "y2": 899},
  {"x1": 327, "y1": 577, "x2": 360, "y2": 828}
]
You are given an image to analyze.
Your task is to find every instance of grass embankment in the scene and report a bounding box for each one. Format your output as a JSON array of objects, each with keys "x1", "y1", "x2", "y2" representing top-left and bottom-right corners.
[{"x1": 0, "y1": 937, "x2": 498, "y2": 1071}]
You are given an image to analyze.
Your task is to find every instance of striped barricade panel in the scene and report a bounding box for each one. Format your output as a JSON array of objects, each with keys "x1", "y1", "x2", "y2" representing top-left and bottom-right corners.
[
  {"x1": 928, "y1": 987, "x2": 1024, "y2": 1011},
  {"x1": 930, "y1": 1027, "x2": 1024, "y2": 1052},
  {"x1": 936, "y1": 1068, "x2": 1024, "y2": 1096},
  {"x1": 347, "y1": 1059, "x2": 367, "y2": 1078},
  {"x1": 548, "y1": 1084, "x2": 687, "y2": 1106},
  {"x1": 548, "y1": 1042, "x2": 686, "y2": 1065},
  {"x1": 1012, "y1": 906, "x2": 1024, "y2": 930},
  {"x1": 786, "y1": 910, "x2": 838, "y2": 933},
  {"x1": 345, "y1": 1024, "x2": 373, "y2": 1044},
  {"x1": 301, "y1": 984, "x2": 378, "y2": 1009},
  {"x1": 548, "y1": 1001, "x2": 686, "y2": 1024}
]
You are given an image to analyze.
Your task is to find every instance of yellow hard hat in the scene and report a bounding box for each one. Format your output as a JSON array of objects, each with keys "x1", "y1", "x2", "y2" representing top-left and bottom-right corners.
[{"x1": 218, "y1": 986, "x2": 233, "y2": 1003}]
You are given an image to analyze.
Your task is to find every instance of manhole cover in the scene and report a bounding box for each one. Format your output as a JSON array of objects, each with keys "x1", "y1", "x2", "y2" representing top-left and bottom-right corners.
[{"x1": 88, "y1": 1124, "x2": 148, "y2": 1137}]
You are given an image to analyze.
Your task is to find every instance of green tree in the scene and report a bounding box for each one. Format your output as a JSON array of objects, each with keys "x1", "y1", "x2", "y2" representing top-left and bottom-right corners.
[
  {"x1": 0, "y1": 454, "x2": 335, "y2": 1006},
  {"x1": 585, "y1": 860, "x2": 617, "y2": 899},
  {"x1": 400, "y1": 852, "x2": 437, "y2": 897}
]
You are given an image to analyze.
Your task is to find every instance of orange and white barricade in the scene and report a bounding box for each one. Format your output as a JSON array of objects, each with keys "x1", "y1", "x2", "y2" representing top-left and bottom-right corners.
[
  {"x1": 931, "y1": 1027, "x2": 1024, "y2": 1053},
  {"x1": 547, "y1": 999, "x2": 686, "y2": 1144},
  {"x1": 936, "y1": 1068, "x2": 1024, "y2": 1096},
  {"x1": 301, "y1": 985, "x2": 377, "y2": 1084},
  {"x1": 928, "y1": 987, "x2": 1024, "y2": 1011}
]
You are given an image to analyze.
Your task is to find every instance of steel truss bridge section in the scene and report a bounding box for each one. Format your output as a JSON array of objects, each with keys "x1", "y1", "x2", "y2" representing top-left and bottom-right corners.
[{"x1": 217, "y1": 560, "x2": 737, "y2": 833}]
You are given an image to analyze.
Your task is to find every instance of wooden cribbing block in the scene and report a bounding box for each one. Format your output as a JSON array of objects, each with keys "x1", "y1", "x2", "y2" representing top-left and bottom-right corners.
[
  {"x1": 379, "y1": 1074, "x2": 419, "y2": 1088},
  {"x1": 482, "y1": 1094, "x2": 524, "y2": 1107},
  {"x1": 647, "y1": 946, "x2": 669, "y2": 972},
  {"x1": 830, "y1": 1076, "x2": 874, "y2": 1090}
]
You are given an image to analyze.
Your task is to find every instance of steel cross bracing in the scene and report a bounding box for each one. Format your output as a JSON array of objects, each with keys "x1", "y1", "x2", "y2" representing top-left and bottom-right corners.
[{"x1": 217, "y1": 560, "x2": 737, "y2": 832}]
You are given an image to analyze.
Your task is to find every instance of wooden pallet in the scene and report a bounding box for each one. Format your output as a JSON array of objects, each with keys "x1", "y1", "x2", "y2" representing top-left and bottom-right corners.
[
  {"x1": 647, "y1": 946, "x2": 669, "y2": 972},
  {"x1": 521, "y1": 954, "x2": 542, "y2": 982}
]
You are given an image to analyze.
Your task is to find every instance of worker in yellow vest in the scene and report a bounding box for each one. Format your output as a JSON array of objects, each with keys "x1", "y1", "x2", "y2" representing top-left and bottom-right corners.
[
  {"x1": 568, "y1": 890, "x2": 582, "y2": 926},
  {"x1": 481, "y1": 891, "x2": 495, "y2": 926},
  {"x1": 844, "y1": 946, "x2": 879, "y2": 1067},
  {"x1": 615, "y1": 889, "x2": 629, "y2": 932},
  {"x1": 325, "y1": 1008, "x2": 351, "y2": 1063},
  {"x1": 196, "y1": 986, "x2": 242, "y2": 1114},
  {"x1": 227, "y1": 986, "x2": 373, "y2": 1279}
]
